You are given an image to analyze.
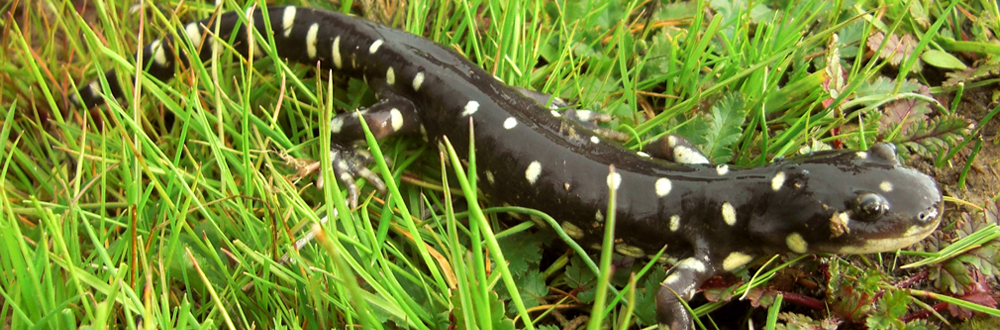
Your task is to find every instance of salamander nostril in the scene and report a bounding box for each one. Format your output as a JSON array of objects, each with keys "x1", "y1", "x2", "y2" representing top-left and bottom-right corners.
[{"x1": 918, "y1": 207, "x2": 940, "y2": 223}]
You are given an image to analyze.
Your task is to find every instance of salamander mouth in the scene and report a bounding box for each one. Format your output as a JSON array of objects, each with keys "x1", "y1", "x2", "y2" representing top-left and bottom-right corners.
[{"x1": 833, "y1": 203, "x2": 943, "y2": 254}]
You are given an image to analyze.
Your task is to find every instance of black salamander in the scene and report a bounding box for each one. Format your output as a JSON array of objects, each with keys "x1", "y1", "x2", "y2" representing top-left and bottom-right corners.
[{"x1": 72, "y1": 6, "x2": 944, "y2": 329}]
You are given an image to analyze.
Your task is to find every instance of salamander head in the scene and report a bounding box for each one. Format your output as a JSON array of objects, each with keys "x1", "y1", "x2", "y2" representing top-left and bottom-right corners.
[{"x1": 750, "y1": 143, "x2": 943, "y2": 255}]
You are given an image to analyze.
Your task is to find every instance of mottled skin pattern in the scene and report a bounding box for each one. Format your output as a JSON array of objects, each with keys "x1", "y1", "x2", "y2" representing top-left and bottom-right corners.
[{"x1": 72, "y1": 6, "x2": 944, "y2": 329}]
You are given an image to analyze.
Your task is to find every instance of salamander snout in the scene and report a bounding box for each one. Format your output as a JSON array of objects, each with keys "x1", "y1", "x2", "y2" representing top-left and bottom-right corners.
[{"x1": 765, "y1": 145, "x2": 944, "y2": 255}]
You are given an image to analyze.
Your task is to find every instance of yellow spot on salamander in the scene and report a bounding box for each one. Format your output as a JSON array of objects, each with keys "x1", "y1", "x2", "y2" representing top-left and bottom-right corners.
[
  {"x1": 305, "y1": 23, "x2": 320, "y2": 58},
  {"x1": 655, "y1": 178, "x2": 672, "y2": 197},
  {"x1": 412, "y1": 72, "x2": 424, "y2": 91},
  {"x1": 669, "y1": 215, "x2": 681, "y2": 232},
  {"x1": 561, "y1": 222, "x2": 584, "y2": 239},
  {"x1": 184, "y1": 22, "x2": 203, "y2": 46},
  {"x1": 281, "y1": 6, "x2": 296, "y2": 37},
  {"x1": 461, "y1": 101, "x2": 479, "y2": 117},
  {"x1": 386, "y1": 67, "x2": 395, "y2": 85},
  {"x1": 722, "y1": 252, "x2": 753, "y2": 271},
  {"x1": 525, "y1": 161, "x2": 541, "y2": 184},
  {"x1": 331, "y1": 36, "x2": 343, "y2": 69},
  {"x1": 607, "y1": 172, "x2": 621, "y2": 191},
  {"x1": 786, "y1": 232, "x2": 808, "y2": 253},
  {"x1": 771, "y1": 171, "x2": 786, "y2": 191},
  {"x1": 369, "y1": 39, "x2": 384, "y2": 54},
  {"x1": 722, "y1": 202, "x2": 737, "y2": 226},
  {"x1": 615, "y1": 244, "x2": 646, "y2": 258}
]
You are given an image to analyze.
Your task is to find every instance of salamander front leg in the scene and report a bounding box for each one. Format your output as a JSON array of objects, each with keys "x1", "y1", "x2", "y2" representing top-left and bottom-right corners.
[
  {"x1": 328, "y1": 97, "x2": 422, "y2": 145},
  {"x1": 642, "y1": 134, "x2": 710, "y2": 165},
  {"x1": 515, "y1": 87, "x2": 628, "y2": 141},
  {"x1": 656, "y1": 253, "x2": 718, "y2": 330},
  {"x1": 515, "y1": 87, "x2": 571, "y2": 110},
  {"x1": 516, "y1": 87, "x2": 708, "y2": 160},
  {"x1": 320, "y1": 90, "x2": 421, "y2": 207}
]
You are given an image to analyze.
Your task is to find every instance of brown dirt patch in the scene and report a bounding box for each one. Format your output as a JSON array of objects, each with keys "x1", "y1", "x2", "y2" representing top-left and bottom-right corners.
[{"x1": 937, "y1": 85, "x2": 1000, "y2": 208}]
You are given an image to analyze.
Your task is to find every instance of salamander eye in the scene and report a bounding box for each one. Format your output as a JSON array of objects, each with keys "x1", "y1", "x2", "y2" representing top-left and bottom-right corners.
[
  {"x1": 854, "y1": 192, "x2": 888, "y2": 221},
  {"x1": 869, "y1": 143, "x2": 900, "y2": 166}
]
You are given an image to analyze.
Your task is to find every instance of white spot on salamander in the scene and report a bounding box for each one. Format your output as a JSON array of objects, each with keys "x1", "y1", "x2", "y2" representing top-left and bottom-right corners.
[
  {"x1": 461, "y1": 101, "x2": 479, "y2": 117},
  {"x1": 251, "y1": 42, "x2": 265, "y2": 58},
  {"x1": 771, "y1": 171, "x2": 786, "y2": 191},
  {"x1": 551, "y1": 110, "x2": 562, "y2": 117},
  {"x1": 210, "y1": 35, "x2": 221, "y2": 54},
  {"x1": 281, "y1": 6, "x2": 296, "y2": 37},
  {"x1": 722, "y1": 202, "x2": 737, "y2": 226},
  {"x1": 369, "y1": 39, "x2": 384, "y2": 54},
  {"x1": 716, "y1": 164, "x2": 729, "y2": 175},
  {"x1": 386, "y1": 67, "x2": 395, "y2": 85},
  {"x1": 330, "y1": 116, "x2": 344, "y2": 134},
  {"x1": 389, "y1": 108, "x2": 404, "y2": 131},
  {"x1": 412, "y1": 72, "x2": 425, "y2": 91},
  {"x1": 607, "y1": 172, "x2": 621, "y2": 191},
  {"x1": 305, "y1": 23, "x2": 320, "y2": 59},
  {"x1": 331, "y1": 36, "x2": 343, "y2": 69},
  {"x1": 503, "y1": 117, "x2": 517, "y2": 130},
  {"x1": 674, "y1": 146, "x2": 709, "y2": 164},
  {"x1": 669, "y1": 215, "x2": 680, "y2": 232},
  {"x1": 786, "y1": 232, "x2": 808, "y2": 253},
  {"x1": 149, "y1": 39, "x2": 168, "y2": 66},
  {"x1": 879, "y1": 181, "x2": 893, "y2": 192},
  {"x1": 637, "y1": 151, "x2": 651, "y2": 158},
  {"x1": 655, "y1": 178, "x2": 672, "y2": 197},
  {"x1": 722, "y1": 252, "x2": 753, "y2": 271},
  {"x1": 87, "y1": 81, "x2": 101, "y2": 98},
  {"x1": 525, "y1": 161, "x2": 542, "y2": 185},
  {"x1": 243, "y1": 9, "x2": 264, "y2": 58},
  {"x1": 184, "y1": 22, "x2": 203, "y2": 46},
  {"x1": 590, "y1": 136, "x2": 600, "y2": 144},
  {"x1": 857, "y1": 151, "x2": 868, "y2": 159}
]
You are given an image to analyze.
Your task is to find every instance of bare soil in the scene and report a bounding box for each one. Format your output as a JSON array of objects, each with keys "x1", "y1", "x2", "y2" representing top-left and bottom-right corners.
[{"x1": 938, "y1": 85, "x2": 999, "y2": 209}]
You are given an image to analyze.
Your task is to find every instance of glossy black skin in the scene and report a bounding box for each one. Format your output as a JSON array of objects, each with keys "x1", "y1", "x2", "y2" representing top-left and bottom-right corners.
[
  {"x1": 750, "y1": 147, "x2": 943, "y2": 254},
  {"x1": 72, "y1": 6, "x2": 943, "y2": 330},
  {"x1": 514, "y1": 145, "x2": 943, "y2": 256}
]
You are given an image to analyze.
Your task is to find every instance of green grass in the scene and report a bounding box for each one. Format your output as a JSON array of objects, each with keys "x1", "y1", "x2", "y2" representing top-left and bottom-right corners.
[{"x1": 2, "y1": 0, "x2": 999, "y2": 329}]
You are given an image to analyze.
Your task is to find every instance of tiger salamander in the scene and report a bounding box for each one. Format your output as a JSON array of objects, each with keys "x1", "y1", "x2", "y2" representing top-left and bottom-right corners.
[{"x1": 71, "y1": 6, "x2": 944, "y2": 329}]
